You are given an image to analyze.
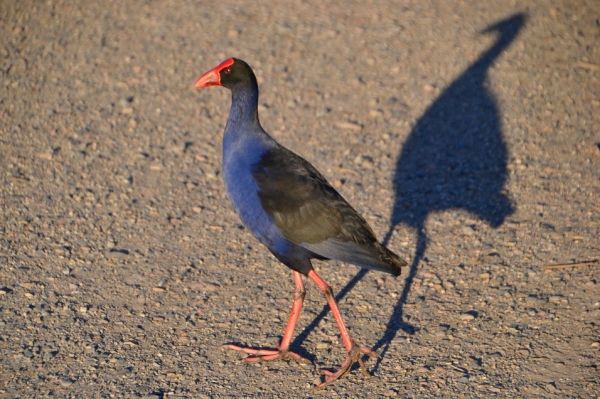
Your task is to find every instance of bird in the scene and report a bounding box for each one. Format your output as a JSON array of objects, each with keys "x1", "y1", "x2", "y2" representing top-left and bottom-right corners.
[{"x1": 194, "y1": 57, "x2": 407, "y2": 389}]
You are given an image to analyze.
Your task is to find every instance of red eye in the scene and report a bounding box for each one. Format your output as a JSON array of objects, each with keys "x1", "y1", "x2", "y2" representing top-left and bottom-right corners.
[{"x1": 224, "y1": 68, "x2": 232, "y2": 74}]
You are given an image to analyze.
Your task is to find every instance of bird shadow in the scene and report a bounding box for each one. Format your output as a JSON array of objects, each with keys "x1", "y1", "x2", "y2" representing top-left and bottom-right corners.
[{"x1": 292, "y1": 13, "x2": 526, "y2": 373}]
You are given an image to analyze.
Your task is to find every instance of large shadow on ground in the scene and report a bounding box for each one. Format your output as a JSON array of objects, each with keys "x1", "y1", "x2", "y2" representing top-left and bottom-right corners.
[{"x1": 294, "y1": 13, "x2": 525, "y2": 370}]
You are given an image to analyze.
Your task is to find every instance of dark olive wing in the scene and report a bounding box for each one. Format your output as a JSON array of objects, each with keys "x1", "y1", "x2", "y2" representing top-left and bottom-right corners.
[
  {"x1": 253, "y1": 147, "x2": 374, "y2": 243},
  {"x1": 252, "y1": 147, "x2": 405, "y2": 276}
]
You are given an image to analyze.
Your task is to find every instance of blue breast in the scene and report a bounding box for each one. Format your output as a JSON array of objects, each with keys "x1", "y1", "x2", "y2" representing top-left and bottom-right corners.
[{"x1": 222, "y1": 127, "x2": 287, "y2": 252}]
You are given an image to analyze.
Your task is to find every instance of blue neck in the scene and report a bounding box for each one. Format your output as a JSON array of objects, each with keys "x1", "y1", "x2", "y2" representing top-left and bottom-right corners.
[
  {"x1": 222, "y1": 80, "x2": 275, "y2": 159},
  {"x1": 227, "y1": 82, "x2": 260, "y2": 132}
]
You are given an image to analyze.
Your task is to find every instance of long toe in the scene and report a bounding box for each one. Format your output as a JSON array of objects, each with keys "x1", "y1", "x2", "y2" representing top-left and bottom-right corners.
[
  {"x1": 313, "y1": 343, "x2": 376, "y2": 390},
  {"x1": 223, "y1": 343, "x2": 311, "y2": 364}
]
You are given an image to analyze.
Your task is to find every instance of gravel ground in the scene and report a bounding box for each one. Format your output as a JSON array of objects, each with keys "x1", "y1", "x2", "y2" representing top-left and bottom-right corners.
[{"x1": 1, "y1": 0, "x2": 599, "y2": 398}]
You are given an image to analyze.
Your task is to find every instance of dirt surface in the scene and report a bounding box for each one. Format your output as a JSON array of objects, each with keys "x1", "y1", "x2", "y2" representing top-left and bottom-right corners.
[{"x1": 1, "y1": 0, "x2": 599, "y2": 397}]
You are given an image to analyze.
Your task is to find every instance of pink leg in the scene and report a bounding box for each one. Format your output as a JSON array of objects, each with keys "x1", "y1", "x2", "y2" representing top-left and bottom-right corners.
[
  {"x1": 307, "y1": 270, "x2": 378, "y2": 390},
  {"x1": 225, "y1": 271, "x2": 310, "y2": 363}
]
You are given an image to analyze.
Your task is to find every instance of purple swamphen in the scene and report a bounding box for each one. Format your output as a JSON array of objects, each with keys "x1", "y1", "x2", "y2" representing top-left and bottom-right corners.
[{"x1": 194, "y1": 58, "x2": 407, "y2": 389}]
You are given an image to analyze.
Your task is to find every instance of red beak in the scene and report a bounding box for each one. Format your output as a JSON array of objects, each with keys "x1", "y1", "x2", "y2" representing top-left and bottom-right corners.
[{"x1": 194, "y1": 57, "x2": 235, "y2": 88}]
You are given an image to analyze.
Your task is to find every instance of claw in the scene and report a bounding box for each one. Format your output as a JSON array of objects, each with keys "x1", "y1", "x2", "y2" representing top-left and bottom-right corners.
[{"x1": 312, "y1": 342, "x2": 377, "y2": 390}]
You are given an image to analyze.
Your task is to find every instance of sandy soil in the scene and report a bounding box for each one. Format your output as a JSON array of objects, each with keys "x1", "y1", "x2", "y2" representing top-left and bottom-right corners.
[{"x1": 1, "y1": 0, "x2": 599, "y2": 397}]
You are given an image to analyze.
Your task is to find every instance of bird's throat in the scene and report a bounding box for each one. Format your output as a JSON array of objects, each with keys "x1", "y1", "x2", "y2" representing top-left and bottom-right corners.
[{"x1": 227, "y1": 84, "x2": 260, "y2": 129}]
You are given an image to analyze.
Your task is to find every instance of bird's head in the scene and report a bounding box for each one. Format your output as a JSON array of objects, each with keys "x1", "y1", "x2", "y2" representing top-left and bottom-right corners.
[{"x1": 194, "y1": 57, "x2": 255, "y2": 90}]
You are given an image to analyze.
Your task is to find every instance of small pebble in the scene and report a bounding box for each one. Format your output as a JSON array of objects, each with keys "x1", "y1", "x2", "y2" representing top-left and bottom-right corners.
[
  {"x1": 369, "y1": 109, "x2": 383, "y2": 118},
  {"x1": 549, "y1": 295, "x2": 562, "y2": 303},
  {"x1": 518, "y1": 349, "x2": 530, "y2": 356},
  {"x1": 334, "y1": 121, "x2": 362, "y2": 131},
  {"x1": 545, "y1": 383, "x2": 557, "y2": 392},
  {"x1": 60, "y1": 379, "x2": 74, "y2": 388},
  {"x1": 526, "y1": 295, "x2": 538, "y2": 303},
  {"x1": 463, "y1": 226, "x2": 476, "y2": 235}
]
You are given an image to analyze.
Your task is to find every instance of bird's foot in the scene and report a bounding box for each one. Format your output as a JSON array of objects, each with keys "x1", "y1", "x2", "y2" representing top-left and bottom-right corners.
[
  {"x1": 223, "y1": 343, "x2": 311, "y2": 364},
  {"x1": 313, "y1": 342, "x2": 377, "y2": 390}
]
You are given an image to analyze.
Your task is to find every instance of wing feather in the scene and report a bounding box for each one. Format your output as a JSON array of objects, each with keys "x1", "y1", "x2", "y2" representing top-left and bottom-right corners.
[{"x1": 252, "y1": 146, "x2": 405, "y2": 276}]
